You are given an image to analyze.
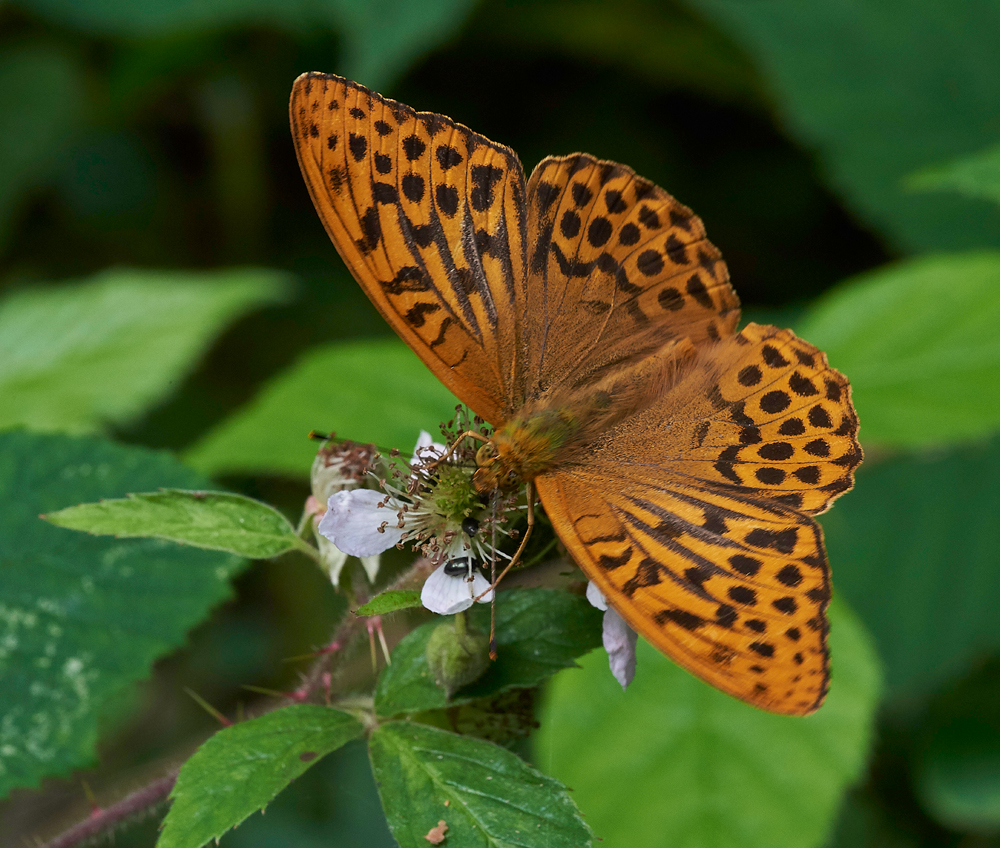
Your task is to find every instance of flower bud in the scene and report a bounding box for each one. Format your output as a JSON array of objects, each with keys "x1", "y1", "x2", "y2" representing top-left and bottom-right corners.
[
  {"x1": 425, "y1": 615, "x2": 490, "y2": 699},
  {"x1": 310, "y1": 437, "x2": 377, "y2": 504}
]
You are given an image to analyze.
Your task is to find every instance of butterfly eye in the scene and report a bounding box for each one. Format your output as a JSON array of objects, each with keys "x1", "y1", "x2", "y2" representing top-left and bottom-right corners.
[{"x1": 475, "y1": 442, "x2": 497, "y2": 467}]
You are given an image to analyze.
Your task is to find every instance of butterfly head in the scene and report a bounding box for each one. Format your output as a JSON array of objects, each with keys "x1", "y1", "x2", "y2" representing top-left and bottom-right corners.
[
  {"x1": 472, "y1": 411, "x2": 576, "y2": 494},
  {"x1": 472, "y1": 441, "x2": 520, "y2": 495}
]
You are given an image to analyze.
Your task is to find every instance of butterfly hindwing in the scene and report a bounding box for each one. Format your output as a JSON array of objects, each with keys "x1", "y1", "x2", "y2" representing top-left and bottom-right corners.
[
  {"x1": 290, "y1": 73, "x2": 528, "y2": 424},
  {"x1": 536, "y1": 469, "x2": 830, "y2": 715},
  {"x1": 631, "y1": 323, "x2": 862, "y2": 516},
  {"x1": 533, "y1": 321, "x2": 860, "y2": 713},
  {"x1": 521, "y1": 154, "x2": 740, "y2": 401}
]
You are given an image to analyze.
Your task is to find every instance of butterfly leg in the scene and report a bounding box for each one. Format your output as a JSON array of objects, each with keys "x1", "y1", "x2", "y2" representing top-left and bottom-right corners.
[
  {"x1": 475, "y1": 481, "x2": 535, "y2": 603},
  {"x1": 479, "y1": 482, "x2": 535, "y2": 659}
]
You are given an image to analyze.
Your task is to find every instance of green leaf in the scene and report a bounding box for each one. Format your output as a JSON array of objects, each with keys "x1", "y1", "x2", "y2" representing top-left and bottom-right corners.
[
  {"x1": 488, "y1": 1, "x2": 759, "y2": 104},
  {"x1": 908, "y1": 142, "x2": 1000, "y2": 208},
  {"x1": 0, "y1": 267, "x2": 289, "y2": 434},
  {"x1": 11, "y1": 0, "x2": 478, "y2": 88},
  {"x1": 821, "y1": 436, "x2": 1000, "y2": 700},
  {"x1": 535, "y1": 599, "x2": 881, "y2": 848},
  {"x1": 158, "y1": 705, "x2": 364, "y2": 848},
  {"x1": 185, "y1": 338, "x2": 458, "y2": 478},
  {"x1": 44, "y1": 490, "x2": 303, "y2": 559},
  {"x1": 0, "y1": 44, "x2": 85, "y2": 255},
  {"x1": 12, "y1": 0, "x2": 306, "y2": 34},
  {"x1": 356, "y1": 590, "x2": 423, "y2": 616},
  {"x1": 327, "y1": 0, "x2": 480, "y2": 90},
  {"x1": 685, "y1": 0, "x2": 1000, "y2": 253},
  {"x1": 796, "y1": 252, "x2": 1000, "y2": 448},
  {"x1": 912, "y1": 660, "x2": 1000, "y2": 833},
  {"x1": 916, "y1": 721, "x2": 1000, "y2": 834},
  {"x1": 375, "y1": 588, "x2": 603, "y2": 718},
  {"x1": 369, "y1": 721, "x2": 592, "y2": 848},
  {"x1": 419, "y1": 688, "x2": 542, "y2": 750},
  {"x1": 0, "y1": 431, "x2": 246, "y2": 798}
]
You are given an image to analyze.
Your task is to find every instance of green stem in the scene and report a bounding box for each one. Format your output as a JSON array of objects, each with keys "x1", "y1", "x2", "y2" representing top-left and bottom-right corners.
[
  {"x1": 295, "y1": 505, "x2": 314, "y2": 539},
  {"x1": 290, "y1": 535, "x2": 323, "y2": 565}
]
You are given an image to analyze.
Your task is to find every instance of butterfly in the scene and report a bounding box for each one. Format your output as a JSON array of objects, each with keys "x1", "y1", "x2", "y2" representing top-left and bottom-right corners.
[{"x1": 289, "y1": 73, "x2": 862, "y2": 715}]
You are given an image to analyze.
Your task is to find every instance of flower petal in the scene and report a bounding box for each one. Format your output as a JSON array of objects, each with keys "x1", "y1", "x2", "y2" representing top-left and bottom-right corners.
[
  {"x1": 318, "y1": 489, "x2": 404, "y2": 557},
  {"x1": 602, "y1": 607, "x2": 638, "y2": 689},
  {"x1": 586, "y1": 580, "x2": 608, "y2": 611},
  {"x1": 421, "y1": 562, "x2": 484, "y2": 615},
  {"x1": 471, "y1": 572, "x2": 494, "y2": 604}
]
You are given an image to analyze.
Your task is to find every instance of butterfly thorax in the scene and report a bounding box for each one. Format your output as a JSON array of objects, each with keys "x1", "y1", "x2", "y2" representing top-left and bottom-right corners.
[
  {"x1": 472, "y1": 348, "x2": 695, "y2": 495},
  {"x1": 472, "y1": 407, "x2": 581, "y2": 494}
]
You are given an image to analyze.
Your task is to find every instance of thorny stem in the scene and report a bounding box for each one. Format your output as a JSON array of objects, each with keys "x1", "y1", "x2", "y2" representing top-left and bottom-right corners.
[
  {"x1": 41, "y1": 772, "x2": 179, "y2": 848},
  {"x1": 38, "y1": 555, "x2": 440, "y2": 848},
  {"x1": 297, "y1": 555, "x2": 437, "y2": 697}
]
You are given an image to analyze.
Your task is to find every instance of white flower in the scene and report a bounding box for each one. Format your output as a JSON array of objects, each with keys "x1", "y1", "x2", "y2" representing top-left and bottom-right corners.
[
  {"x1": 319, "y1": 488, "x2": 407, "y2": 556},
  {"x1": 316, "y1": 432, "x2": 499, "y2": 610},
  {"x1": 586, "y1": 581, "x2": 638, "y2": 689},
  {"x1": 319, "y1": 487, "x2": 495, "y2": 615},
  {"x1": 410, "y1": 430, "x2": 446, "y2": 466},
  {"x1": 309, "y1": 437, "x2": 381, "y2": 587},
  {"x1": 315, "y1": 430, "x2": 511, "y2": 617},
  {"x1": 420, "y1": 542, "x2": 495, "y2": 615},
  {"x1": 318, "y1": 430, "x2": 459, "y2": 559}
]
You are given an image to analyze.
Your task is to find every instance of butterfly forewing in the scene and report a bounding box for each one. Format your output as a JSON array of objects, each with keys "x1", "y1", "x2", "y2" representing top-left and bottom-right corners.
[
  {"x1": 536, "y1": 471, "x2": 831, "y2": 715},
  {"x1": 290, "y1": 73, "x2": 528, "y2": 424},
  {"x1": 521, "y1": 155, "x2": 740, "y2": 401}
]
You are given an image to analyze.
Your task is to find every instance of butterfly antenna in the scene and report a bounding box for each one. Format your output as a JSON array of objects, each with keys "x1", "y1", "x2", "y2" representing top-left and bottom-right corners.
[
  {"x1": 489, "y1": 492, "x2": 500, "y2": 660},
  {"x1": 308, "y1": 429, "x2": 404, "y2": 457}
]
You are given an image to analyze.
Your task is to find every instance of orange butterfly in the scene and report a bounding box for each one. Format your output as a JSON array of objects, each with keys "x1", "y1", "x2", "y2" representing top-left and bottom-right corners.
[{"x1": 290, "y1": 73, "x2": 862, "y2": 715}]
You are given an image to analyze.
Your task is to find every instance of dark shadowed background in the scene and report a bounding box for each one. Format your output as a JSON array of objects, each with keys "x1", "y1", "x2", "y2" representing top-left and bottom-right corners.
[{"x1": 2, "y1": 0, "x2": 1000, "y2": 845}]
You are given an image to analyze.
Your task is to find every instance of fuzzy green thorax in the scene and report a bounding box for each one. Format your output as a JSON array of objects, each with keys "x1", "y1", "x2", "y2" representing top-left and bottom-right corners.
[{"x1": 473, "y1": 407, "x2": 580, "y2": 493}]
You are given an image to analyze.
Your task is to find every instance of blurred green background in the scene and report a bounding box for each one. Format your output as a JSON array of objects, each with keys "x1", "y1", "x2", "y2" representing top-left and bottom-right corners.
[{"x1": 2, "y1": 0, "x2": 1000, "y2": 845}]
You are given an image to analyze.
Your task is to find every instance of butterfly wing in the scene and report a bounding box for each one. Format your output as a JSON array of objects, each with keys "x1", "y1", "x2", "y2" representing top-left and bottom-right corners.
[
  {"x1": 520, "y1": 154, "x2": 740, "y2": 402},
  {"x1": 535, "y1": 325, "x2": 861, "y2": 715},
  {"x1": 290, "y1": 73, "x2": 528, "y2": 425},
  {"x1": 537, "y1": 470, "x2": 831, "y2": 714},
  {"x1": 681, "y1": 322, "x2": 862, "y2": 515}
]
